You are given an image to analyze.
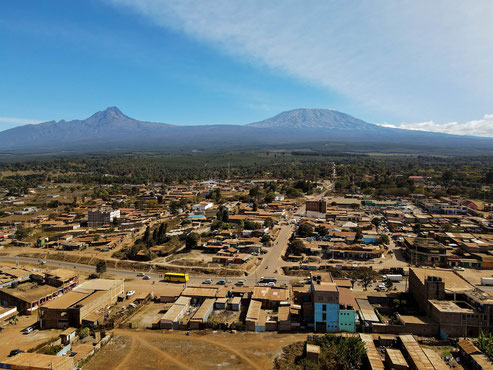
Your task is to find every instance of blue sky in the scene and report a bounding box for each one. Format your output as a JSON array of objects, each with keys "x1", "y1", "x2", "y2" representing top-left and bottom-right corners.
[{"x1": 1, "y1": 1, "x2": 493, "y2": 137}]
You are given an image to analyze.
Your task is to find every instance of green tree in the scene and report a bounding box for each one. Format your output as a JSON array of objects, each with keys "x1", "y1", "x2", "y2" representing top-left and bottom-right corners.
[
  {"x1": 315, "y1": 225, "x2": 328, "y2": 237},
  {"x1": 185, "y1": 232, "x2": 200, "y2": 249},
  {"x1": 378, "y1": 234, "x2": 390, "y2": 245},
  {"x1": 287, "y1": 239, "x2": 306, "y2": 256},
  {"x1": 361, "y1": 271, "x2": 373, "y2": 291},
  {"x1": 96, "y1": 260, "x2": 107, "y2": 274},
  {"x1": 15, "y1": 225, "x2": 30, "y2": 240},
  {"x1": 264, "y1": 217, "x2": 274, "y2": 229},
  {"x1": 298, "y1": 223, "x2": 314, "y2": 237}
]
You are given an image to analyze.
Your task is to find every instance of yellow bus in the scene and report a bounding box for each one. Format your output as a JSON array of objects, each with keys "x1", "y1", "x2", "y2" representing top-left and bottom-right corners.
[{"x1": 163, "y1": 272, "x2": 189, "y2": 283}]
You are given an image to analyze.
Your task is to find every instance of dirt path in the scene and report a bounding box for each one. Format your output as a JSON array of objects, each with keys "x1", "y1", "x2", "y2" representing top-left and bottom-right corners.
[
  {"x1": 137, "y1": 333, "x2": 192, "y2": 369},
  {"x1": 192, "y1": 334, "x2": 263, "y2": 370},
  {"x1": 112, "y1": 329, "x2": 265, "y2": 369},
  {"x1": 114, "y1": 335, "x2": 137, "y2": 370}
]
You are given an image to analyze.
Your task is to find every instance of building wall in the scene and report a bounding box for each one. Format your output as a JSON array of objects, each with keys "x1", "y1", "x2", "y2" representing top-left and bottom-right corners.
[
  {"x1": 40, "y1": 281, "x2": 124, "y2": 329},
  {"x1": 408, "y1": 269, "x2": 445, "y2": 314},
  {"x1": 339, "y1": 309, "x2": 356, "y2": 332},
  {"x1": 306, "y1": 200, "x2": 327, "y2": 214},
  {"x1": 314, "y1": 303, "x2": 339, "y2": 332}
]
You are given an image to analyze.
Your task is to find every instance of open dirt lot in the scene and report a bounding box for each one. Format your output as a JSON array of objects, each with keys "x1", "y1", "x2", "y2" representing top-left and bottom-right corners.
[
  {"x1": 0, "y1": 315, "x2": 61, "y2": 358},
  {"x1": 84, "y1": 329, "x2": 306, "y2": 369}
]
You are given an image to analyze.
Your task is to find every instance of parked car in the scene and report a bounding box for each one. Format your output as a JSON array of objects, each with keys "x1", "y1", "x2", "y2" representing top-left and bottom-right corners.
[
  {"x1": 235, "y1": 280, "x2": 245, "y2": 286},
  {"x1": 265, "y1": 282, "x2": 276, "y2": 287},
  {"x1": 202, "y1": 279, "x2": 213, "y2": 284},
  {"x1": 126, "y1": 290, "x2": 135, "y2": 297},
  {"x1": 216, "y1": 279, "x2": 226, "y2": 285},
  {"x1": 88, "y1": 273, "x2": 98, "y2": 279},
  {"x1": 23, "y1": 326, "x2": 33, "y2": 334},
  {"x1": 9, "y1": 349, "x2": 24, "y2": 357}
]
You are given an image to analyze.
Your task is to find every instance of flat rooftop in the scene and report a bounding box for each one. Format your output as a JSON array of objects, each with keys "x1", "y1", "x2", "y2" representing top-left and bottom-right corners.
[
  {"x1": 182, "y1": 287, "x2": 217, "y2": 298},
  {"x1": 411, "y1": 267, "x2": 474, "y2": 292},
  {"x1": 0, "y1": 353, "x2": 73, "y2": 369},
  {"x1": 252, "y1": 287, "x2": 290, "y2": 301},
  {"x1": 0, "y1": 283, "x2": 57, "y2": 302},
  {"x1": 428, "y1": 300, "x2": 474, "y2": 313},
  {"x1": 73, "y1": 279, "x2": 123, "y2": 293},
  {"x1": 312, "y1": 282, "x2": 338, "y2": 292},
  {"x1": 398, "y1": 315, "x2": 435, "y2": 325},
  {"x1": 42, "y1": 290, "x2": 90, "y2": 310}
]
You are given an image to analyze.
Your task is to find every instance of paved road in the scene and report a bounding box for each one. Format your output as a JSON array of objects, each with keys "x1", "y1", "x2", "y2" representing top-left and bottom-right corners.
[
  {"x1": 0, "y1": 255, "x2": 294, "y2": 286},
  {"x1": 246, "y1": 224, "x2": 294, "y2": 284}
]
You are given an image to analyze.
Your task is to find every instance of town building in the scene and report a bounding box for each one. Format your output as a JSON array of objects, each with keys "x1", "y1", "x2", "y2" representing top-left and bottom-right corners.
[
  {"x1": 87, "y1": 208, "x2": 120, "y2": 227},
  {"x1": 38, "y1": 279, "x2": 124, "y2": 328}
]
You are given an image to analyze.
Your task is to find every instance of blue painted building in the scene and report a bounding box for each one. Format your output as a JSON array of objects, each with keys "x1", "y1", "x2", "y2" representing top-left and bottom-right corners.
[
  {"x1": 311, "y1": 273, "x2": 358, "y2": 333},
  {"x1": 312, "y1": 276, "x2": 339, "y2": 332}
]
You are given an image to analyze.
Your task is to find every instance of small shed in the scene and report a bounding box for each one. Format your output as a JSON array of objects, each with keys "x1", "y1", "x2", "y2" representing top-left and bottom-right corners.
[
  {"x1": 230, "y1": 296, "x2": 242, "y2": 311},
  {"x1": 59, "y1": 327, "x2": 77, "y2": 345},
  {"x1": 215, "y1": 297, "x2": 228, "y2": 310},
  {"x1": 306, "y1": 343, "x2": 320, "y2": 363}
]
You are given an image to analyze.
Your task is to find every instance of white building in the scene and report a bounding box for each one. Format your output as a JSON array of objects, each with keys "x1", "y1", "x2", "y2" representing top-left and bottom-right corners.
[{"x1": 192, "y1": 202, "x2": 213, "y2": 211}]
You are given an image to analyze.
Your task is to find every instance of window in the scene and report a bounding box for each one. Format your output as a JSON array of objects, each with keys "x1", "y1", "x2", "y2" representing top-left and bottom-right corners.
[
  {"x1": 322, "y1": 305, "x2": 326, "y2": 312},
  {"x1": 322, "y1": 313, "x2": 326, "y2": 321}
]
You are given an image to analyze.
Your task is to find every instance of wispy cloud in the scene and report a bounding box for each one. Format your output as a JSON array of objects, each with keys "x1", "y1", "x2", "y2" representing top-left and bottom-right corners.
[
  {"x1": 0, "y1": 117, "x2": 44, "y2": 125},
  {"x1": 107, "y1": 0, "x2": 493, "y2": 124},
  {"x1": 0, "y1": 117, "x2": 44, "y2": 131},
  {"x1": 377, "y1": 114, "x2": 493, "y2": 138}
]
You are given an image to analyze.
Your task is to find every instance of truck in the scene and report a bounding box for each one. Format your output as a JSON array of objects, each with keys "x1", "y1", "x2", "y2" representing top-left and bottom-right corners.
[
  {"x1": 383, "y1": 274, "x2": 403, "y2": 282},
  {"x1": 481, "y1": 277, "x2": 493, "y2": 286}
]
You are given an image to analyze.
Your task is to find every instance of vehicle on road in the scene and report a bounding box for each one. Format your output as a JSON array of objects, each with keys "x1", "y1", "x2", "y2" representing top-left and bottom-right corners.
[
  {"x1": 260, "y1": 277, "x2": 277, "y2": 283},
  {"x1": 216, "y1": 279, "x2": 226, "y2": 285},
  {"x1": 202, "y1": 279, "x2": 213, "y2": 284},
  {"x1": 382, "y1": 274, "x2": 403, "y2": 282},
  {"x1": 163, "y1": 272, "x2": 189, "y2": 283},
  {"x1": 235, "y1": 280, "x2": 245, "y2": 286},
  {"x1": 137, "y1": 272, "x2": 145, "y2": 277},
  {"x1": 375, "y1": 284, "x2": 386, "y2": 291},
  {"x1": 23, "y1": 326, "x2": 33, "y2": 334},
  {"x1": 453, "y1": 266, "x2": 464, "y2": 271},
  {"x1": 481, "y1": 277, "x2": 493, "y2": 286},
  {"x1": 143, "y1": 275, "x2": 151, "y2": 280}
]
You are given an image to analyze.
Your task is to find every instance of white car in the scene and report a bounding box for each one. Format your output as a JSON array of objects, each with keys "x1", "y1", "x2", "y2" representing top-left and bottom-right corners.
[
  {"x1": 126, "y1": 290, "x2": 135, "y2": 297},
  {"x1": 265, "y1": 282, "x2": 276, "y2": 287},
  {"x1": 137, "y1": 272, "x2": 145, "y2": 277},
  {"x1": 202, "y1": 279, "x2": 213, "y2": 284}
]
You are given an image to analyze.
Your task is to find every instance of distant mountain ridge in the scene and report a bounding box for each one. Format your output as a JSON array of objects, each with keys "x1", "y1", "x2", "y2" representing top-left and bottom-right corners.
[
  {"x1": 0, "y1": 107, "x2": 492, "y2": 155},
  {"x1": 248, "y1": 108, "x2": 378, "y2": 130}
]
